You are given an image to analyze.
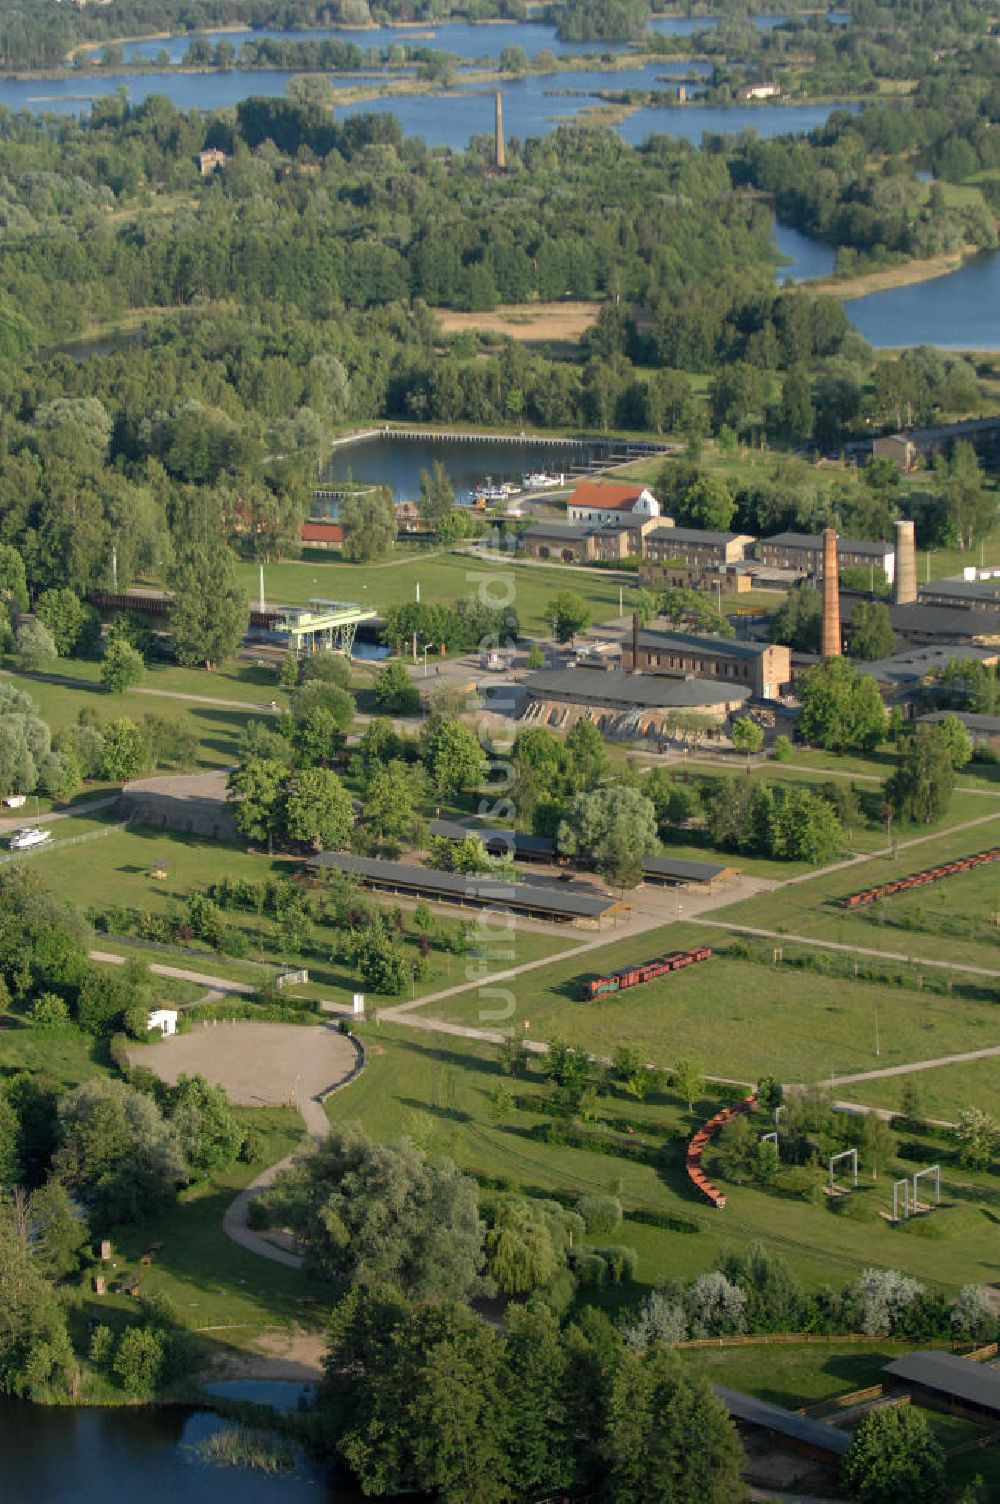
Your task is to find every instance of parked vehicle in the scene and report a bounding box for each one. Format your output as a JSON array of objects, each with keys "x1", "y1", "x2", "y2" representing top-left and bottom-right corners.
[
  {"x1": 583, "y1": 946, "x2": 712, "y2": 1000},
  {"x1": 8, "y1": 826, "x2": 52, "y2": 851},
  {"x1": 843, "y1": 847, "x2": 1000, "y2": 907}
]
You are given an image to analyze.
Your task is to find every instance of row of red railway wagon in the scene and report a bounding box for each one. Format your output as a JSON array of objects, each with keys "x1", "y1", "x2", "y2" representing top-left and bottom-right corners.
[
  {"x1": 843, "y1": 846, "x2": 1000, "y2": 908},
  {"x1": 583, "y1": 946, "x2": 712, "y2": 1001},
  {"x1": 686, "y1": 1094, "x2": 758, "y2": 1210}
]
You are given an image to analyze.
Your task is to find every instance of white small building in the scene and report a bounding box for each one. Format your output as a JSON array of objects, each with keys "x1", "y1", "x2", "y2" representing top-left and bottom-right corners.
[
  {"x1": 566, "y1": 479, "x2": 662, "y2": 528},
  {"x1": 147, "y1": 1008, "x2": 178, "y2": 1037}
]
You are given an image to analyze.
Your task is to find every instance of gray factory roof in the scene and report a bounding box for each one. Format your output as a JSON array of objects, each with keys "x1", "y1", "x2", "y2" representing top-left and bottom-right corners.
[
  {"x1": 520, "y1": 521, "x2": 594, "y2": 540},
  {"x1": 646, "y1": 524, "x2": 749, "y2": 547},
  {"x1": 636, "y1": 628, "x2": 776, "y2": 661},
  {"x1": 884, "y1": 1352, "x2": 1000, "y2": 1415},
  {"x1": 428, "y1": 819, "x2": 556, "y2": 858},
  {"x1": 840, "y1": 597, "x2": 1000, "y2": 639},
  {"x1": 761, "y1": 531, "x2": 893, "y2": 558},
  {"x1": 522, "y1": 667, "x2": 750, "y2": 708},
  {"x1": 713, "y1": 1386, "x2": 852, "y2": 1457},
  {"x1": 306, "y1": 853, "x2": 617, "y2": 918},
  {"x1": 642, "y1": 855, "x2": 733, "y2": 883},
  {"x1": 918, "y1": 710, "x2": 1000, "y2": 734},
  {"x1": 920, "y1": 578, "x2": 1000, "y2": 603},
  {"x1": 865, "y1": 643, "x2": 998, "y2": 685}
]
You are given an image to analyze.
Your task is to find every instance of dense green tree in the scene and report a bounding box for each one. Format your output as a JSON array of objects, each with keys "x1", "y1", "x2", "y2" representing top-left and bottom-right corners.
[
  {"x1": 54, "y1": 1078, "x2": 187, "y2": 1224},
  {"x1": 284, "y1": 765, "x2": 354, "y2": 850},
  {"x1": 15, "y1": 620, "x2": 57, "y2": 669},
  {"x1": 99, "y1": 718, "x2": 148, "y2": 783},
  {"x1": 605, "y1": 1347, "x2": 745, "y2": 1504},
  {"x1": 954, "y1": 1107, "x2": 999, "y2": 1171},
  {"x1": 557, "y1": 785, "x2": 657, "y2": 886},
  {"x1": 883, "y1": 725, "x2": 956, "y2": 824},
  {"x1": 730, "y1": 716, "x2": 764, "y2": 753},
  {"x1": 269, "y1": 1124, "x2": 487, "y2": 1300},
  {"x1": 546, "y1": 589, "x2": 592, "y2": 645},
  {"x1": 769, "y1": 581, "x2": 822, "y2": 654},
  {"x1": 227, "y1": 757, "x2": 287, "y2": 850},
  {"x1": 934, "y1": 712, "x2": 973, "y2": 769},
  {"x1": 28, "y1": 1179, "x2": 88, "y2": 1279},
  {"x1": 166, "y1": 1074, "x2": 243, "y2": 1175},
  {"x1": 0, "y1": 1195, "x2": 75, "y2": 1399},
  {"x1": 101, "y1": 635, "x2": 145, "y2": 693},
  {"x1": 34, "y1": 589, "x2": 96, "y2": 657},
  {"x1": 842, "y1": 1404, "x2": 945, "y2": 1504},
  {"x1": 677, "y1": 473, "x2": 737, "y2": 532},
  {"x1": 799, "y1": 658, "x2": 886, "y2": 753},
  {"x1": 420, "y1": 715, "x2": 487, "y2": 800},
  {"x1": 341, "y1": 489, "x2": 397, "y2": 563},
  {"x1": 846, "y1": 601, "x2": 894, "y2": 661},
  {"x1": 169, "y1": 541, "x2": 248, "y2": 670},
  {"x1": 373, "y1": 659, "x2": 422, "y2": 715}
]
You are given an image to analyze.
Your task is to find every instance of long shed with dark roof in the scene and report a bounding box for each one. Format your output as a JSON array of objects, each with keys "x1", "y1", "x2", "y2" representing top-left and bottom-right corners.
[
  {"x1": 884, "y1": 1352, "x2": 1000, "y2": 1421},
  {"x1": 305, "y1": 852, "x2": 629, "y2": 927}
]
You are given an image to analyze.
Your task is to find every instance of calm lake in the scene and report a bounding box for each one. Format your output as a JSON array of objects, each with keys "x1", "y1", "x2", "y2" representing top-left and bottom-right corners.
[
  {"x1": 325, "y1": 435, "x2": 596, "y2": 502},
  {"x1": 111, "y1": 12, "x2": 849, "y2": 65},
  {"x1": 0, "y1": 1395, "x2": 359, "y2": 1504}
]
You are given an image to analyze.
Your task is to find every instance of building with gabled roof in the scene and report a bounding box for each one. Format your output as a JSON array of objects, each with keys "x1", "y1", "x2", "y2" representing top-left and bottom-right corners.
[{"x1": 567, "y1": 479, "x2": 662, "y2": 527}]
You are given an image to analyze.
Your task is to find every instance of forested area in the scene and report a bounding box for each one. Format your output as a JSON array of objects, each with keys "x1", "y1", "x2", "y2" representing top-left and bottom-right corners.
[{"x1": 0, "y1": 2, "x2": 996, "y2": 605}]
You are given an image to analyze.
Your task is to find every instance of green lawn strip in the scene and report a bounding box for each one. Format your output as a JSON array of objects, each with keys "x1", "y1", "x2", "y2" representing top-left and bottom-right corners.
[
  {"x1": 235, "y1": 551, "x2": 630, "y2": 634},
  {"x1": 324, "y1": 1024, "x2": 1000, "y2": 1294},
  {"x1": 0, "y1": 1020, "x2": 106, "y2": 1087},
  {"x1": 676, "y1": 1341, "x2": 901, "y2": 1409},
  {"x1": 410, "y1": 921, "x2": 1000, "y2": 1092},
  {"x1": 29, "y1": 823, "x2": 579, "y2": 1006},
  {"x1": 847, "y1": 1059, "x2": 1000, "y2": 1123},
  {"x1": 71, "y1": 1107, "x2": 314, "y2": 1348},
  {"x1": 711, "y1": 824, "x2": 1000, "y2": 970},
  {"x1": 2, "y1": 663, "x2": 255, "y2": 769}
]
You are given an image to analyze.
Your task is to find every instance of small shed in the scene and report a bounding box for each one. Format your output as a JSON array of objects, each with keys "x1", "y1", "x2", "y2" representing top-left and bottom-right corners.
[{"x1": 147, "y1": 1008, "x2": 178, "y2": 1037}]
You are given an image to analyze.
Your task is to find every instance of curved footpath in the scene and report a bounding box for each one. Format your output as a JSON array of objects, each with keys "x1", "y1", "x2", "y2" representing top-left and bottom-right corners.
[{"x1": 222, "y1": 1031, "x2": 365, "y2": 1267}]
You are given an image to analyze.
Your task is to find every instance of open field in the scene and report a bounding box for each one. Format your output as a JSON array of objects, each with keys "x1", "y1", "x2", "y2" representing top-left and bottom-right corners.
[
  {"x1": 435, "y1": 300, "x2": 600, "y2": 343},
  {"x1": 235, "y1": 550, "x2": 632, "y2": 632},
  {"x1": 678, "y1": 1340, "x2": 904, "y2": 1409},
  {"x1": 408, "y1": 920, "x2": 1000, "y2": 1108},
  {"x1": 711, "y1": 822, "x2": 1000, "y2": 970},
  {"x1": 849, "y1": 1057, "x2": 1000, "y2": 1122},
  {"x1": 2, "y1": 662, "x2": 257, "y2": 769},
  {"x1": 326, "y1": 1024, "x2": 1000, "y2": 1294},
  {"x1": 23, "y1": 821, "x2": 578, "y2": 1007}
]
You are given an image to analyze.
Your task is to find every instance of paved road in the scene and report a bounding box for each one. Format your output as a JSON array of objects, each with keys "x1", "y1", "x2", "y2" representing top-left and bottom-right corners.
[
  {"x1": 0, "y1": 794, "x2": 118, "y2": 835},
  {"x1": 687, "y1": 918, "x2": 1000, "y2": 979},
  {"x1": 89, "y1": 949, "x2": 256, "y2": 995},
  {"x1": 828, "y1": 1044, "x2": 1000, "y2": 1088}
]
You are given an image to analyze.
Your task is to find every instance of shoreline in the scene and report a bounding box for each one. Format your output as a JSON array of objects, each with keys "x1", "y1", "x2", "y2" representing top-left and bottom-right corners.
[{"x1": 804, "y1": 244, "x2": 980, "y2": 301}]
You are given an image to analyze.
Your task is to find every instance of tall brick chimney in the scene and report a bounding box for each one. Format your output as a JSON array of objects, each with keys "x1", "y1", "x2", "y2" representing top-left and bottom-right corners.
[
  {"x1": 821, "y1": 527, "x2": 841, "y2": 660},
  {"x1": 894, "y1": 519, "x2": 917, "y2": 605},
  {"x1": 631, "y1": 611, "x2": 640, "y2": 674},
  {"x1": 495, "y1": 92, "x2": 505, "y2": 170}
]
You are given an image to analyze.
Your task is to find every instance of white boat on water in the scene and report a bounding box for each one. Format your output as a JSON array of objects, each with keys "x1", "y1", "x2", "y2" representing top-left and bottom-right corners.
[
  {"x1": 522, "y1": 471, "x2": 565, "y2": 489},
  {"x1": 474, "y1": 481, "x2": 520, "y2": 503}
]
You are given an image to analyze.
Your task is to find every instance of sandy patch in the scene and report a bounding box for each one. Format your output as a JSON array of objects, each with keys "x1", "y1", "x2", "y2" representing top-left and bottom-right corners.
[
  {"x1": 436, "y1": 300, "x2": 599, "y2": 342},
  {"x1": 129, "y1": 1020, "x2": 358, "y2": 1109}
]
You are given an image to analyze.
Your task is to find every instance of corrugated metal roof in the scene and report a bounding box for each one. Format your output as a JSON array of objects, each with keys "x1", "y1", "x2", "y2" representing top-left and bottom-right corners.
[
  {"x1": 643, "y1": 855, "x2": 735, "y2": 882},
  {"x1": 523, "y1": 667, "x2": 750, "y2": 708},
  {"x1": 306, "y1": 853, "x2": 616, "y2": 917},
  {"x1": 761, "y1": 531, "x2": 893, "y2": 558},
  {"x1": 884, "y1": 1351, "x2": 1000, "y2": 1413},
  {"x1": 713, "y1": 1386, "x2": 852, "y2": 1456},
  {"x1": 428, "y1": 820, "x2": 555, "y2": 857},
  {"x1": 636, "y1": 629, "x2": 773, "y2": 662}
]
